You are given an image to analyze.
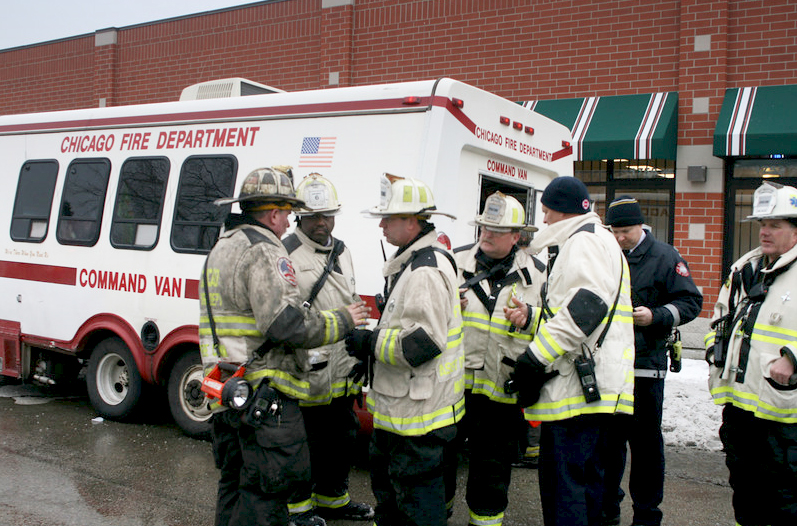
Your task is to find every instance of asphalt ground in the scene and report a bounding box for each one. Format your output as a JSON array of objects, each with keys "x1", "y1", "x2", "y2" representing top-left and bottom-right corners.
[{"x1": 0, "y1": 378, "x2": 735, "y2": 526}]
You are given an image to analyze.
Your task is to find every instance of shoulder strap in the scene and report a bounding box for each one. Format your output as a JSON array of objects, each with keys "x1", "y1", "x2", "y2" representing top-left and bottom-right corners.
[
  {"x1": 385, "y1": 245, "x2": 456, "y2": 302},
  {"x1": 304, "y1": 239, "x2": 345, "y2": 309},
  {"x1": 411, "y1": 245, "x2": 457, "y2": 272},
  {"x1": 595, "y1": 258, "x2": 624, "y2": 350},
  {"x1": 202, "y1": 258, "x2": 221, "y2": 358},
  {"x1": 282, "y1": 233, "x2": 302, "y2": 254},
  {"x1": 541, "y1": 223, "x2": 598, "y2": 318},
  {"x1": 242, "y1": 226, "x2": 277, "y2": 246}
]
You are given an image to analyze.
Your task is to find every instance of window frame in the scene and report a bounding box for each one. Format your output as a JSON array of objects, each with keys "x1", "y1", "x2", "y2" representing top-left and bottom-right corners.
[
  {"x1": 10, "y1": 159, "x2": 59, "y2": 243},
  {"x1": 56, "y1": 158, "x2": 112, "y2": 247},
  {"x1": 170, "y1": 155, "x2": 238, "y2": 255},
  {"x1": 109, "y1": 156, "x2": 171, "y2": 251}
]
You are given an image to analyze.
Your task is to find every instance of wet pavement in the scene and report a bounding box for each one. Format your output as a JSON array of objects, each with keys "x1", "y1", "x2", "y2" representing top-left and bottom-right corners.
[{"x1": 0, "y1": 378, "x2": 735, "y2": 526}]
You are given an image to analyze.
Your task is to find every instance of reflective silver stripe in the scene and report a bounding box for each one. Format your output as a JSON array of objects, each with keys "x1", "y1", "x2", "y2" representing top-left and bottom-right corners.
[
  {"x1": 664, "y1": 303, "x2": 680, "y2": 326},
  {"x1": 635, "y1": 368, "x2": 667, "y2": 379}
]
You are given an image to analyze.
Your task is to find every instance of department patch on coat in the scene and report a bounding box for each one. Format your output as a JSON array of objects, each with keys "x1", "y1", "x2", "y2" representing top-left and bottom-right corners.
[
  {"x1": 675, "y1": 261, "x2": 690, "y2": 277},
  {"x1": 277, "y1": 257, "x2": 298, "y2": 286}
]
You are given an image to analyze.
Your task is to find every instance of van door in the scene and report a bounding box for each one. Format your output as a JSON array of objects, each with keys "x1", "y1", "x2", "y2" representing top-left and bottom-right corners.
[{"x1": 478, "y1": 174, "x2": 534, "y2": 228}]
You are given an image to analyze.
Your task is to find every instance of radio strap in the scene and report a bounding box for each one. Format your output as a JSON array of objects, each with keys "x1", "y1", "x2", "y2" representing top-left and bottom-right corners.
[{"x1": 303, "y1": 239, "x2": 345, "y2": 309}]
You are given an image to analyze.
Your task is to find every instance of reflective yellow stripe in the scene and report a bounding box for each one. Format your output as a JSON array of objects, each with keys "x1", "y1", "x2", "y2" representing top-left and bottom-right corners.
[
  {"x1": 470, "y1": 376, "x2": 517, "y2": 404},
  {"x1": 245, "y1": 368, "x2": 312, "y2": 400},
  {"x1": 469, "y1": 510, "x2": 504, "y2": 526},
  {"x1": 198, "y1": 315, "x2": 260, "y2": 337},
  {"x1": 367, "y1": 395, "x2": 465, "y2": 436},
  {"x1": 321, "y1": 309, "x2": 340, "y2": 344},
  {"x1": 300, "y1": 379, "x2": 361, "y2": 407},
  {"x1": 314, "y1": 492, "x2": 350, "y2": 509},
  {"x1": 705, "y1": 331, "x2": 716, "y2": 348},
  {"x1": 751, "y1": 322, "x2": 797, "y2": 346},
  {"x1": 288, "y1": 499, "x2": 314, "y2": 514},
  {"x1": 448, "y1": 325, "x2": 464, "y2": 348},
  {"x1": 464, "y1": 370, "x2": 475, "y2": 390},
  {"x1": 710, "y1": 385, "x2": 797, "y2": 423},
  {"x1": 377, "y1": 328, "x2": 400, "y2": 365},
  {"x1": 462, "y1": 312, "x2": 533, "y2": 341},
  {"x1": 535, "y1": 324, "x2": 564, "y2": 362},
  {"x1": 524, "y1": 392, "x2": 634, "y2": 420}
]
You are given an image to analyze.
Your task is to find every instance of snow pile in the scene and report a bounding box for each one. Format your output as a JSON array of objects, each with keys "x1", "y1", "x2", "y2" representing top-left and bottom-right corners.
[{"x1": 662, "y1": 358, "x2": 723, "y2": 451}]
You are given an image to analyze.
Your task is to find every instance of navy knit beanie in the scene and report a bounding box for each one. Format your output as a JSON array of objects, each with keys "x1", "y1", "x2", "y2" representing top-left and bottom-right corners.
[
  {"x1": 541, "y1": 177, "x2": 591, "y2": 214},
  {"x1": 605, "y1": 195, "x2": 645, "y2": 227}
]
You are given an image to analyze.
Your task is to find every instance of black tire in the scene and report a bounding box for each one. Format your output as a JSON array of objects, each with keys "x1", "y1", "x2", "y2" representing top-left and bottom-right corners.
[
  {"x1": 167, "y1": 351, "x2": 212, "y2": 439},
  {"x1": 86, "y1": 336, "x2": 143, "y2": 420}
]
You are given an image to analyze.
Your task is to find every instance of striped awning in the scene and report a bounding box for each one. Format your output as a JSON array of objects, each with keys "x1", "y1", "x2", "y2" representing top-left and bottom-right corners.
[
  {"x1": 713, "y1": 85, "x2": 797, "y2": 157},
  {"x1": 522, "y1": 92, "x2": 678, "y2": 161}
]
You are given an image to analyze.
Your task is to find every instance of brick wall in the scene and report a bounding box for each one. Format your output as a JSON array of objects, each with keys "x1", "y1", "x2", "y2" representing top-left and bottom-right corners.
[
  {"x1": 674, "y1": 192, "x2": 726, "y2": 316},
  {"x1": 351, "y1": 0, "x2": 682, "y2": 100},
  {"x1": 2, "y1": 0, "x2": 796, "y2": 114},
  {"x1": 0, "y1": 37, "x2": 95, "y2": 114}
]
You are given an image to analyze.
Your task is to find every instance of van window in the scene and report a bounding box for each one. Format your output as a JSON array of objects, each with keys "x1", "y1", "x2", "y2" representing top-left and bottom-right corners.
[
  {"x1": 57, "y1": 159, "x2": 112, "y2": 246},
  {"x1": 10, "y1": 160, "x2": 59, "y2": 242},
  {"x1": 110, "y1": 157, "x2": 170, "y2": 250},
  {"x1": 171, "y1": 156, "x2": 237, "y2": 254}
]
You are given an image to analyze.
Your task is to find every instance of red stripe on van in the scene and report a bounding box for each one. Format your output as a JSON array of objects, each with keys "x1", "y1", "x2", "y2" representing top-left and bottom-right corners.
[
  {"x1": 0, "y1": 260, "x2": 77, "y2": 285},
  {"x1": 0, "y1": 97, "x2": 448, "y2": 134},
  {"x1": 185, "y1": 279, "x2": 199, "y2": 300}
]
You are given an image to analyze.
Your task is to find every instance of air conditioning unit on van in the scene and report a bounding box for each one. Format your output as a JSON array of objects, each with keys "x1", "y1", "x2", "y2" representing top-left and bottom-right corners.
[{"x1": 179, "y1": 78, "x2": 285, "y2": 101}]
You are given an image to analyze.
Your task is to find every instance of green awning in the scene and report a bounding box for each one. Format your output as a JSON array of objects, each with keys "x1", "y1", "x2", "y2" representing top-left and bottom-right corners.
[
  {"x1": 713, "y1": 85, "x2": 797, "y2": 157},
  {"x1": 522, "y1": 92, "x2": 678, "y2": 161}
]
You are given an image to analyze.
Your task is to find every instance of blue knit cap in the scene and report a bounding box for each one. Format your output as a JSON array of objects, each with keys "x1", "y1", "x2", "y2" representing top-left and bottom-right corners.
[{"x1": 541, "y1": 177, "x2": 591, "y2": 214}]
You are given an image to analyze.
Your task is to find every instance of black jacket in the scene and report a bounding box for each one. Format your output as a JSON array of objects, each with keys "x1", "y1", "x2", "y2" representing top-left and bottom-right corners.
[{"x1": 626, "y1": 231, "x2": 703, "y2": 370}]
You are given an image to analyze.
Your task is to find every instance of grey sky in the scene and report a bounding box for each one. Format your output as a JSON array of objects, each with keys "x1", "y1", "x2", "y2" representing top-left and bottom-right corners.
[{"x1": 0, "y1": 0, "x2": 259, "y2": 50}]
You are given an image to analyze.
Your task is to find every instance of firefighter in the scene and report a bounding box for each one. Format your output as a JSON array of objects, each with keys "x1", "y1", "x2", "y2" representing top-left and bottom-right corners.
[
  {"x1": 453, "y1": 192, "x2": 545, "y2": 526},
  {"x1": 705, "y1": 182, "x2": 797, "y2": 526},
  {"x1": 198, "y1": 166, "x2": 369, "y2": 526},
  {"x1": 283, "y1": 173, "x2": 374, "y2": 525},
  {"x1": 345, "y1": 173, "x2": 465, "y2": 526},
  {"x1": 504, "y1": 176, "x2": 635, "y2": 526},
  {"x1": 601, "y1": 196, "x2": 703, "y2": 526}
]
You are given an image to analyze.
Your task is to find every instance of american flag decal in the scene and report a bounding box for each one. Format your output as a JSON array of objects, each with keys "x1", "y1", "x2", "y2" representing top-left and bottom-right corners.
[{"x1": 299, "y1": 136, "x2": 336, "y2": 168}]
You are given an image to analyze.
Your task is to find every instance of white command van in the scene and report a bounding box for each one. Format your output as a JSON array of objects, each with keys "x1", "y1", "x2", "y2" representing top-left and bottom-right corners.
[{"x1": 0, "y1": 78, "x2": 573, "y2": 437}]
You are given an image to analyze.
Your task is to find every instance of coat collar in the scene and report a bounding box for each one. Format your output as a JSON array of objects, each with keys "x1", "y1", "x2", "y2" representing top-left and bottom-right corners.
[
  {"x1": 383, "y1": 229, "x2": 439, "y2": 277},
  {"x1": 529, "y1": 211, "x2": 603, "y2": 254}
]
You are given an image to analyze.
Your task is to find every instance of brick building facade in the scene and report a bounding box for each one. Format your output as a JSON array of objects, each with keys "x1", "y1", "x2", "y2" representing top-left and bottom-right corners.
[{"x1": 2, "y1": 0, "x2": 797, "y2": 319}]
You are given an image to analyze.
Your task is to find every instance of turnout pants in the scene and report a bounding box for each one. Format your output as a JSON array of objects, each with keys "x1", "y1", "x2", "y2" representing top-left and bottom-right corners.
[
  {"x1": 720, "y1": 404, "x2": 797, "y2": 526},
  {"x1": 461, "y1": 391, "x2": 523, "y2": 525},
  {"x1": 289, "y1": 396, "x2": 360, "y2": 514},
  {"x1": 369, "y1": 425, "x2": 457, "y2": 526},
  {"x1": 602, "y1": 377, "x2": 665, "y2": 526},
  {"x1": 539, "y1": 414, "x2": 614, "y2": 526},
  {"x1": 212, "y1": 395, "x2": 311, "y2": 526}
]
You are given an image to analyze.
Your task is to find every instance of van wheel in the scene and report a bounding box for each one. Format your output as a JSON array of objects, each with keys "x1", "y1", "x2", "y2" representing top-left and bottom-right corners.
[
  {"x1": 167, "y1": 351, "x2": 212, "y2": 439},
  {"x1": 86, "y1": 337, "x2": 142, "y2": 419}
]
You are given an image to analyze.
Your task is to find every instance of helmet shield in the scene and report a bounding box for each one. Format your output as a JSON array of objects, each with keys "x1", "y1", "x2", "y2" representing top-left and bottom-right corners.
[
  {"x1": 745, "y1": 182, "x2": 797, "y2": 221},
  {"x1": 469, "y1": 192, "x2": 537, "y2": 232},
  {"x1": 365, "y1": 173, "x2": 455, "y2": 219},
  {"x1": 295, "y1": 173, "x2": 342, "y2": 216}
]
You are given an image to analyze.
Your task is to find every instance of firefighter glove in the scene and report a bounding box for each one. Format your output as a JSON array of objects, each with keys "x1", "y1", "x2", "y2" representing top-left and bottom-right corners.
[
  {"x1": 511, "y1": 350, "x2": 559, "y2": 408},
  {"x1": 346, "y1": 329, "x2": 378, "y2": 362}
]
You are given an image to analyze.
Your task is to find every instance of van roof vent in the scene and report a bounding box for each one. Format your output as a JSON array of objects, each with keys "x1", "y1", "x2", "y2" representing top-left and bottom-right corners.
[{"x1": 179, "y1": 78, "x2": 285, "y2": 101}]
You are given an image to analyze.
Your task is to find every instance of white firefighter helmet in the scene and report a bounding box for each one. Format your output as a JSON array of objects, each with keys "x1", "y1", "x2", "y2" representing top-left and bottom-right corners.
[
  {"x1": 745, "y1": 182, "x2": 797, "y2": 221},
  {"x1": 469, "y1": 192, "x2": 537, "y2": 233},
  {"x1": 365, "y1": 173, "x2": 455, "y2": 219},
  {"x1": 294, "y1": 173, "x2": 342, "y2": 216},
  {"x1": 215, "y1": 166, "x2": 305, "y2": 209}
]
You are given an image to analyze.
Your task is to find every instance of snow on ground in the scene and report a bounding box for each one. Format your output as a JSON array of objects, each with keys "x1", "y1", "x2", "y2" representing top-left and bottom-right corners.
[{"x1": 662, "y1": 358, "x2": 723, "y2": 451}]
